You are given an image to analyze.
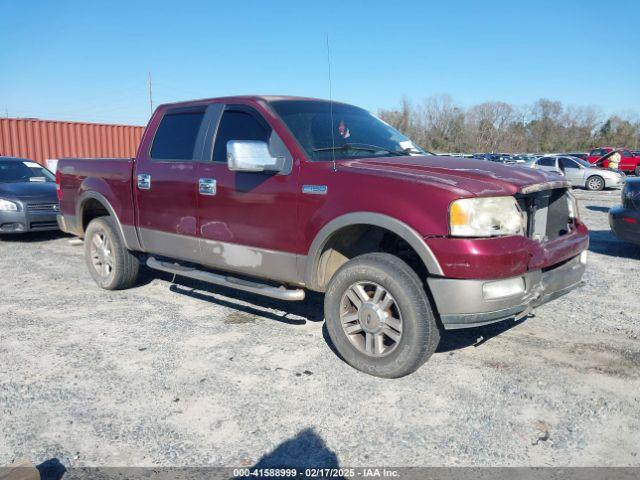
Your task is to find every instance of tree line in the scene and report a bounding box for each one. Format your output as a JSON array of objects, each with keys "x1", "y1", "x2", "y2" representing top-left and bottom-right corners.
[{"x1": 378, "y1": 95, "x2": 640, "y2": 154}]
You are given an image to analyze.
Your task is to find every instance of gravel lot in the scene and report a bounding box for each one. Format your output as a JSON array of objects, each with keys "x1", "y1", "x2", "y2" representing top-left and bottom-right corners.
[{"x1": 1, "y1": 189, "x2": 639, "y2": 468}]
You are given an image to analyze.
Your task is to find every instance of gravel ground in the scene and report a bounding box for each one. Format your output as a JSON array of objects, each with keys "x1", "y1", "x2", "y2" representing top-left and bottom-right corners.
[{"x1": 1, "y1": 189, "x2": 639, "y2": 468}]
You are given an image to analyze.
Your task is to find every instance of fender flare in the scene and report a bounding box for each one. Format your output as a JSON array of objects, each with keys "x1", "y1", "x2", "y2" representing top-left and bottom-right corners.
[
  {"x1": 76, "y1": 191, "x2": 141, "y2": 251},
  {"x1": 304, "y1": 212, "x2": 443, "y2": 290}
]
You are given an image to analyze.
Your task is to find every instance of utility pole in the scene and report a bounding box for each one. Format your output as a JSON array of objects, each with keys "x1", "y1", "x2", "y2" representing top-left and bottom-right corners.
[{"x1": 148, "y1": 72, "x2": 153, "y2": 116}]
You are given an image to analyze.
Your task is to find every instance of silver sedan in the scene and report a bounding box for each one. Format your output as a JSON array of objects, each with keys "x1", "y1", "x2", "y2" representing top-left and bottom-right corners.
[{"x1": 531, "y1": 155, "x2": 625, "y2": 191}]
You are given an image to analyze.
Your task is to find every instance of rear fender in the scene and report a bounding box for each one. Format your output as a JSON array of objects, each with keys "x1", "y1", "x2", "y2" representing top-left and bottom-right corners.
[{"x1": 77, "y1": 188, "x2": 140, "y2": 251}]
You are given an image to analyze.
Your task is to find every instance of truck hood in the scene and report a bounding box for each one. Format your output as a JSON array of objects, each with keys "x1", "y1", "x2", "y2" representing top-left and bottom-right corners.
[
  {"x1": 341, "y1": 155, "x2": 562, "y2": 196},
  {"x1": 0, "y1": 181, "x2": 57, "y2": 200}
]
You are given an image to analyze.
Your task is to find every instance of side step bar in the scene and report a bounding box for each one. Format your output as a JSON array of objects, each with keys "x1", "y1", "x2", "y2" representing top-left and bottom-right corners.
[{"x1": 146, "y1": 257, "x2": 305, "y2": 301}]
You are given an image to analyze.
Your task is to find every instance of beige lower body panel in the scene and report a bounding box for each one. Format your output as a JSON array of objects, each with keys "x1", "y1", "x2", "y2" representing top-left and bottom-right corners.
[{"x1": 138, "y1": 228, "x2": 305, "y2": 286}]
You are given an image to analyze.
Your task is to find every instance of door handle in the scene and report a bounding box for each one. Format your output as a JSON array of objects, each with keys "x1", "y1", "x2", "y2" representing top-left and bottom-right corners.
[
  {"x1": 137, "y1": 174, "x2": 151, "y2": 190},
  {"x1": 199, "y1": 178, "x2": 217, "y2": 196}
]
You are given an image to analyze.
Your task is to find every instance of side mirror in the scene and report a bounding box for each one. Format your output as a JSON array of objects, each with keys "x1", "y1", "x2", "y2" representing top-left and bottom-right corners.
[{"x1": 227, "y1": 140, "x2": 284, "y2": 173}]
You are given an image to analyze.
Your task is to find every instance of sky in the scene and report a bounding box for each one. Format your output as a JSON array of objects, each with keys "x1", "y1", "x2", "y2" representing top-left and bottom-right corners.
[{"x1": 1, "y1": 0, "x2": 638, "y2": 126}]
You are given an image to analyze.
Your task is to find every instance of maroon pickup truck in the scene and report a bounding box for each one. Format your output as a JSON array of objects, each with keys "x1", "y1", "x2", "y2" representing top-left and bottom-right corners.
[{"x1": 56, "y1": 96, "x2": 589, "y2": 378}]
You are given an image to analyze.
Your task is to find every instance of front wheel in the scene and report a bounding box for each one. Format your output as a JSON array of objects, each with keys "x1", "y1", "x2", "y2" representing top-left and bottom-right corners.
[
  {"x1": 586, "y1": 175, "x2": 605, "y2": 191},
  {"x1": 324, "y1": 253, "x2": 440, "y2": 378},
  {"x1": 84, "y1": 217, "x2": 139, "y2": 290}
]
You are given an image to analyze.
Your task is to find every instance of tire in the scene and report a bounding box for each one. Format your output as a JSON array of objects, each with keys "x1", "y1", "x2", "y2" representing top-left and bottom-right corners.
[
  {"x1": 84, "y1": 216, "x2": 139, "y2": 290},
  {"x1": 635, "y1": 166, "x2": 640, "y2": 177},
  {"x1": 586, "y1": 175, "x2": 605, "y2": 191},
  {"x1": 324, "y1": 252, "x2": 440, "y2": 378}
]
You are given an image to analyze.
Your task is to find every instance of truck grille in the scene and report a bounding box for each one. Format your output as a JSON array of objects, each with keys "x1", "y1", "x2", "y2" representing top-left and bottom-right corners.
[
  {"x1": 27, "y1": 203, "x2": 59, "y2": 212},
  {"x1": 517, "y1": 188, "x2": 572, "y2": 242}
]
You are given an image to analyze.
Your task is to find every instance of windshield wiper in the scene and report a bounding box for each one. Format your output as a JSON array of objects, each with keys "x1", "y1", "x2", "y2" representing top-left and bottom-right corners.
[{"x1": 312, "y1": 143, "x2": 410, "y2": 156}]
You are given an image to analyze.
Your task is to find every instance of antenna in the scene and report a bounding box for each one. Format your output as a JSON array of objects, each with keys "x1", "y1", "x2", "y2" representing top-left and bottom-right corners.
[
  {"x1": 148, "y1": 72, "x2": 153, "y2": 116},
  {"x1": 326, "y1": 34, "x2": 337, "y2": 173}
]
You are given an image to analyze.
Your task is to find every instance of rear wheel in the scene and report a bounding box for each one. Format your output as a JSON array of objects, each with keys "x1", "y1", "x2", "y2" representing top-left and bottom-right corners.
[
  {"x1": 84, "y1": 217, "x2": 139, "y2": 290},
  {"x1": 586, "y1": 175, "x2": 605, "y2": 191},
  {"x1": 324, "y1": 253, "x2": 440, "y2": 378}
]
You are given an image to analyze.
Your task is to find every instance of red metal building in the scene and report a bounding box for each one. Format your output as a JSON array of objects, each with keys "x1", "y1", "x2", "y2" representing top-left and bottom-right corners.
[{"x1": 0, "y1": 118, "x2": 145, "y2": 165}]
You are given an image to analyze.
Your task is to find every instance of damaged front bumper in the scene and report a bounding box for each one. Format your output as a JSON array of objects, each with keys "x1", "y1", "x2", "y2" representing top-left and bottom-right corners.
[{"x1": 427, "y1": 251, "x2": 587, "y2": 330}]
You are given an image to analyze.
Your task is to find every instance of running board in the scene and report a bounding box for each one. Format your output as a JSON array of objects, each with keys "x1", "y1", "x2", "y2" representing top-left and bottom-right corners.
[{"x1": 146, "y1": 257, "x2": 305, "y2": 301}]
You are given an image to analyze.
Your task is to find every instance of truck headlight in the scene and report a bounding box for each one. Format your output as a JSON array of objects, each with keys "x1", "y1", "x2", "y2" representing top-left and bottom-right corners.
[
  {"x1": 0, "y1": 199, "x2": 18, "y2": 211},
  {"x1": 449, "y1": 196, "x2": 525, "y2": 237},
  {"x1": 567, "y1": 191, "x2": 580, "y2": 220}
]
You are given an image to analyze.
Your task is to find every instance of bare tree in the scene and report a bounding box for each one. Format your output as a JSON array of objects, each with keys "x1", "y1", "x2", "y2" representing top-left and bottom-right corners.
[{"x1": 379, "y1": 95, "x2": 639, "y2": 153}]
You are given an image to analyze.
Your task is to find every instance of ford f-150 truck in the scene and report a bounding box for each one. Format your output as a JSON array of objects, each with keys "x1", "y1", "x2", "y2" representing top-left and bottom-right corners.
[
  {"x1": 56, "y1": 96, "x2": 589, "y2": 378},
  {"x1": 587, "y1": 147, "x2": 640, "y2": 175}
]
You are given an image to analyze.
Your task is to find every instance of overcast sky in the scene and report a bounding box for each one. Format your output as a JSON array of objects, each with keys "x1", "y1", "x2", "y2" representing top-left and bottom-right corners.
[{"x1": 1, "y1": 0, "x2": 638, "y2": 125}]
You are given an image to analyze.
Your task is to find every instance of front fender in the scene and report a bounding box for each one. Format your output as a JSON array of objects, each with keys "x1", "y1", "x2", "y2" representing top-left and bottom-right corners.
[{"x1": 304, "y1": 212, "x2": 444, "y2": 291}]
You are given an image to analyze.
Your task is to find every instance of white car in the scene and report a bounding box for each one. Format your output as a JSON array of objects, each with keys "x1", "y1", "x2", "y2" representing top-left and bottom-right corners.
[{"x1": 532, "y1": 155, "x2": 625, "y2": 191}]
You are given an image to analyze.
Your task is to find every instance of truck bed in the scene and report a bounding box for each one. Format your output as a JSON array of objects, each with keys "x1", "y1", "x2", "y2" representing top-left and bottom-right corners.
[{"x1": 57, "y1": 157, "x2": 136, "y2": 236}]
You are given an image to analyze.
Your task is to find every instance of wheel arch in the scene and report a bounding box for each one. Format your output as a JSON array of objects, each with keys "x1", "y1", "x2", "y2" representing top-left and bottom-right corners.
[
  {"x1": 77, "y1": 191, "x2": 140, "y2": 250},
  {"x1": 304, "y1": 212, "x2": 443, "y2": 292}
]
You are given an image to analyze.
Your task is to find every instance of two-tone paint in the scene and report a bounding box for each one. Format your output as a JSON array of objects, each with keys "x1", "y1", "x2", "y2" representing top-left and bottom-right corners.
[{"x1": 57, "y1": 95, "x2": 590, "y2": 327}]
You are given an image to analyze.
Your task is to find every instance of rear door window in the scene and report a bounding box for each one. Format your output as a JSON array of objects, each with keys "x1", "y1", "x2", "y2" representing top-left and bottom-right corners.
[{"x1": 151, "y1": 110, "x2": 205, "y2": 160}]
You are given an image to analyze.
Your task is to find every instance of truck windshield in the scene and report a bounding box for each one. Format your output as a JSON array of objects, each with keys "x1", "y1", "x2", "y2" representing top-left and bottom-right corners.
[
  {"x1": 270, "y1": 100, "x2": 425, "y2": 161},
  {"x1": 0, "y1": 160, "x2": 55, "y2": 183}
]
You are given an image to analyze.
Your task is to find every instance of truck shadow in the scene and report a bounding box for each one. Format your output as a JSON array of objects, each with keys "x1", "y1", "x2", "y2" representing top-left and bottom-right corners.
[
  {"x1": 0, "y1": 230, "x2": 72, "y2": 243},
  {"x1": 588, "y1": 229, "x2": 640, "y2": 260},
  {"x1": 162, "y1": 270, "x2": 526, "y2": 355},
  {"x1": 163, "y1": 272, "x2": 325, "y2": 325},
  {"x1": 435, "y1": 317, "x2": 527, "y2": 353}
]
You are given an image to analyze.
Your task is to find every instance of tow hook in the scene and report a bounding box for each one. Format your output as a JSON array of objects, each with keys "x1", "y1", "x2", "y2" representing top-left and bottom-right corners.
[
  {"x1": 514, "y1": 285, "x2": 544, "y2": 321},
  {"x1": 514, "y1": 304, "x2": 534, "y2": 322}
]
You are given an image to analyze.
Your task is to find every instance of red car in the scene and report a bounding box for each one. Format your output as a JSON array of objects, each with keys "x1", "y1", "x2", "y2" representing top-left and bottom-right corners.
[
  {"x1": 587, "y1": 147, "x2": 640, "y2": 175},
  {"x1": 56, "y1": 96, "x2": 589, "y2": 377}
]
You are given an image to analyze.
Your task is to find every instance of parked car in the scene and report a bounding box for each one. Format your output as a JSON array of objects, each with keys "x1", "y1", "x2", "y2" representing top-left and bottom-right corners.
[
  {"x1": 532, "y1": 155, "x2": 625, "y2": 191},
  {"x1": 56, "y1": 95, "x2": 589, "y2": 378},
  {"x1": 0, "y1": 157, "x2": 59, "y2": 234},
  {"x1": 609, "y1": 178, "x2": 640, "y2": 245},
  {"x1": 488, "y1": 154, "x2": 516, "y2": 164},
  {"x1": 519, "y1": 156, "x2": 539, "y2": 167},
  {"x1": 587, "y1": 147, "x2": 640, "y2": 175},
  {"x1": 509, "y1": 155, "x2": 528, "y2": 164}
]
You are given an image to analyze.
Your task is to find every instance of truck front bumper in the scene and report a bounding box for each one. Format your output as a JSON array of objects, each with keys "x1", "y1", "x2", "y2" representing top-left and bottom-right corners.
[{"x1": 427, "y1": 252, "x2": 587, "y2": 329}]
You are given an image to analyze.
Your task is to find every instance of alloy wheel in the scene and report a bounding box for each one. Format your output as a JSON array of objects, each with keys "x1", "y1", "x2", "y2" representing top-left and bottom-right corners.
[
  {"x1": 90, "y1": 231, "x2": 114, "y2": 279},
  {"x1": 339, "y1": 281, "x2": 403, "y2": 357}
]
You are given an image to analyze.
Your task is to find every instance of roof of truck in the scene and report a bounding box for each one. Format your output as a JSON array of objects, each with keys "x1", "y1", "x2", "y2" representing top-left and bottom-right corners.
[{"x1": 157, "y1": 95, "x2": 348, "y2": 109}]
